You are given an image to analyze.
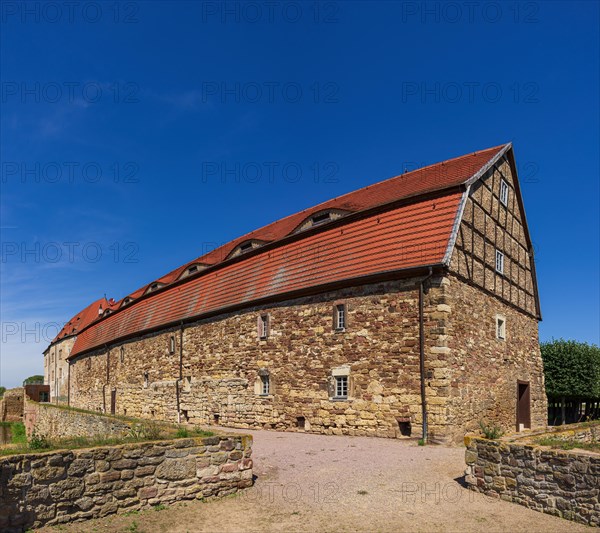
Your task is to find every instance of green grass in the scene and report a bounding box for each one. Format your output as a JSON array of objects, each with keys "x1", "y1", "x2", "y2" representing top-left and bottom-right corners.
[
  {"x1": 0, "y1": 421, "x2": 215, "y2": 457},
  {"x1": 535, "y1": 436, "x2": 600, "y2": 453},
  {"x1": 417, "y1": 438, "x2": 426, "y2": 446}
]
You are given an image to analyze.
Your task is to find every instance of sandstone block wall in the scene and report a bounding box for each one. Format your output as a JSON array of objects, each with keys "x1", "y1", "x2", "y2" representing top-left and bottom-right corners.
[
  {"x1": 465, "y1": 435, "x2": 600, "y2": 527},
  {"x1": 23, "y1": 401, "x2": 131, "y2": 441},
  {"x1": 68, "y1": 272, "x2": 545, "y2": 444},
  {"x1": 0, "y1": 434, "x2": 253, "y2": 532}
]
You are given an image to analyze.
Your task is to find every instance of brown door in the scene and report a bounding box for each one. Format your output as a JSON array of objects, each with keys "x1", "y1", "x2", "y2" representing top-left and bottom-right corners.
[
  {"x1": 517, "y1": 381, "x2": 531, "y2": 430},
  {"x1": 110, "y1": 390, "x2": 117, "y2": 415}
]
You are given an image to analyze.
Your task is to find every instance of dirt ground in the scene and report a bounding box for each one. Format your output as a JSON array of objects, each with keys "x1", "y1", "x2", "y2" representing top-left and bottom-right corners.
[{"x1": 39, "y1": 428, "x2": 593, "y2": 533}]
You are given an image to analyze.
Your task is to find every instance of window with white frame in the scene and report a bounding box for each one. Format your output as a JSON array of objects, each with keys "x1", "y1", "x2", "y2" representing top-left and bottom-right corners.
[
  {"x1": 335, "y1": 375, "x2": 348, "y2": 399},
  {"x1": 495, "y1": 250, "x2": 504, "y2": 274},
  {"x1": 500, "y1": 179, "x2": 509, "y2": 206},
  {"x1": 334, "y1": 303, "x2": 346, "y2": 331},
  {"x1": 260, "y1": 374, "x2": 270, "y2": 395},
  {"x1": 496, "y1": 316, "x2": 506, "y2": 340},
  {"x1": 258, "y1": 314, "x2": 269, "y2": 339}
]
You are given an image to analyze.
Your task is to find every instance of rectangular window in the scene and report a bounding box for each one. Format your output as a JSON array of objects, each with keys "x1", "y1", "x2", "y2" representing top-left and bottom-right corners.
[
  {"x1": 334, "y1": 304, "x2": 346, "y2": 331},
  {"x1": 261, "y1": 375, "x2": 270, "y2": 395},
  {"x1": 258, "y1": 314, "x2": 269, "y2": 339},
  {"x1": 143, "y1": 372, "x2": 149, "y2": 388},
  {"x1": 59, "y1": 368, "x2": 62, "y2": 379},
  {"x1": 120, "y1": 346, "x2": 125, "y2": 363},
  {"x1": 496, "y1": 316, "x2": 506, "y2": 340},
  {"x1": 335, "y1": 376, "x2": 348, "y2": 398},
  {"x1": 500, "y1": 179, "x2": 509, "y2": 206},
  {"x1": 169, "y1": 335, "x2": 175, "y2": 354},
  {"x1": 495, "y1": 250, "x2": 504, "y2": 274}
]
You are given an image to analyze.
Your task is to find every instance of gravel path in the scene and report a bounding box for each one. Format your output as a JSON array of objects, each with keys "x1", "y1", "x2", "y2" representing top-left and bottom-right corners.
[{"x1": 40, "y1": 428, "x2": 593, "y2": 533}]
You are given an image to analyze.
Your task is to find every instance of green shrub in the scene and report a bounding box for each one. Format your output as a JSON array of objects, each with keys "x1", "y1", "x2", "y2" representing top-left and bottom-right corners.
[
  {"x1": 479, "y1": 420, "x2": 504, "y2": 440},
  {"x1": 175, "y1": 426, "x2": 189, "y2": 438},
  {"x1": 28, "y1": 431, "x2": 50, "y2": 450}
]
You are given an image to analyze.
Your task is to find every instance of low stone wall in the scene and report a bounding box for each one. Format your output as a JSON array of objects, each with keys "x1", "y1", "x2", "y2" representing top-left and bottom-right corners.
[
  {"x1": 0, "y1": 388, "x2": 24, "y2": 422},
  {"x1": 23, "y1": 400, "x2": 131, "y2": 441},
  {"x1": 0, "y1": 433, "x2": 253, "y2": 532},
  {"x1": 465, "y1": 431, "x2": 600, "y2": 527}
]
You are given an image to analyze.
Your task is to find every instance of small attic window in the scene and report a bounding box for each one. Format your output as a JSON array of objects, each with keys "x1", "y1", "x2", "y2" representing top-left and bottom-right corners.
[
  {"x1": 240, "y1": 242, "x2": 254, "y2": 253},
  {"x1": 500, "y1": 179, "x2": 509, "y2": 206},
  {"x1": 149, "y1": 283, "x2": 159, "y2": 291},
  {"x1": 311, "y1": 212, "x2": 331, "y2": 226},
  {"x1": 188, "y1": 265, "x2": 198, "y2": 274},
  {"x1": 122, "y1": 298, "x2": 132, "y2": 306}
]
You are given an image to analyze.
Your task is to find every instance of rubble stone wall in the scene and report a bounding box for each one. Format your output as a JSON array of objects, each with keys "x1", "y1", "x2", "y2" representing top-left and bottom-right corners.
[
  {"x1": 0, "y1": 434, "x2": 253, "y2": 532},
  {"x1": 23, "y1": 400, "x2": 131, "y2": 441},
  {"x1": 465, "y1": 435, "x2": 599, "y2": 527}
]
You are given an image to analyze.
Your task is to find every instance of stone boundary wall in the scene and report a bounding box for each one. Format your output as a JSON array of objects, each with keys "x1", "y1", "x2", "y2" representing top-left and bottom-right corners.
[
  {"x1": 23, "y1": 400, "x2": 131, "y2": 441},
  {"x1": 0, "y1": 388, "x2": 24, "y2": 422},
  {"x1": 0, "y1": 434, "x2": 253, "y2": 532},
  {"x1": 465, "y1": 434, "x2": 599, "y2": 527}
]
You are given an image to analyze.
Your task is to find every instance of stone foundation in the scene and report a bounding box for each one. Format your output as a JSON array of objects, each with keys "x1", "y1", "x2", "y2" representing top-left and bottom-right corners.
[
  {"x1": 465, "y1": 428, "x2": 600, "y2": 527},
  {"x1": 0, "y1": 434, "x2": 253, "y2": 532}
]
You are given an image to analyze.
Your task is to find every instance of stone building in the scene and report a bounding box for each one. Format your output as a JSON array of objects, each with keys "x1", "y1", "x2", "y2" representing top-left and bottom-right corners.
[{"x1": 44, "y1": 143, "x2": 546, "y2": 443}]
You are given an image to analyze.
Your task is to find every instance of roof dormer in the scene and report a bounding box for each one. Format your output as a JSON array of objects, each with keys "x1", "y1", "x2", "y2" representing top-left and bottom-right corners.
[
  {"x1": 292, "y1": 209, "x2": 351, "y2": 234},
  {"x1": 227, "y1": 239, "x2": 268, "y2": 260}
]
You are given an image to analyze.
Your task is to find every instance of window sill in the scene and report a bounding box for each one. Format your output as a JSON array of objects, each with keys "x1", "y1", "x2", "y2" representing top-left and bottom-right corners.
[
  {"x1": 330, "y1": 397, "x2": 349, "y2": 402},
  {"x1": 258, "y1": 394, "x2": 273, "y2": 398},
  {"x1": 334, "y1": 328, "x2": 346, "y2": 334}
]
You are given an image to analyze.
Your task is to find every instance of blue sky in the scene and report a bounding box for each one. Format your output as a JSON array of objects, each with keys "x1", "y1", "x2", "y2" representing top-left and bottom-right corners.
[{"x1": 1, "y1": 1, "x2": 598, "y2": 388}]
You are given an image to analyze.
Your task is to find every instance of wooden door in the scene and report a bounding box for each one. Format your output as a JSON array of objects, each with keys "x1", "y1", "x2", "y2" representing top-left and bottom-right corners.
[{"x1": 517, "y1": 381, "x2": 531, "y2": 430}]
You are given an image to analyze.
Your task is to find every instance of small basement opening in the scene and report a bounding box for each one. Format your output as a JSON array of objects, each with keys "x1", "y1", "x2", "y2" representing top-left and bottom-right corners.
[
  {"x1": 398, "y1": 420, "x2": 412, "y2": 437},
  {"x1": 213, "y1": 413, "x2": 220, "y2": 424},
  {"x1": 296, "y1": 416, "x2": 306, "y2": 430}
]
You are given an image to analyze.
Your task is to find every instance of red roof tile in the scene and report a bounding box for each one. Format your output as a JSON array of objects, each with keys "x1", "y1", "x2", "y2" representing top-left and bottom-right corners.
[{"x1": 60, "y1": 143, "x2": 509, "y2": 357}]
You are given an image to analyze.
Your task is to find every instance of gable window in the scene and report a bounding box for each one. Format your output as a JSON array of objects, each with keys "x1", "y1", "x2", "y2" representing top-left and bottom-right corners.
[
  {"x1": 495, "y1": 250, "x2": 504, "y2": 274},
  {"x1": 260, "y1": 374, "x2": 270, "y2": 395},
  {"x1": 120, "y1": 346, "x2": 125, "y2": 363},
  {"x1": 258, "y1": 314, "x2": 270, "y2": 340},
  {"x1": 335, "y1": 376, "x2": 348, "y2": 399},
  {"x1": 500, "y1": 179, "x2": 509, "y2": 206},
  {"x1": 169, "y1": 335, "x2": 175, "y2": 355},
  {"x1": 496, "y1": 316, "x2": 506, "y2": 340},
  {"x1": 334, "y1": 303, "x2": 346, "y2": 331}
]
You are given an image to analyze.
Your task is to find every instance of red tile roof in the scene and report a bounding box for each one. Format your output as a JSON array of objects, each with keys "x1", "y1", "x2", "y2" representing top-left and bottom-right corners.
[
  {"x1": 51, "y1": 298, "x2": 108, "y2": 344},
  {"x1": 61, "y1": 143, "x2": 509, "y2": 357}
]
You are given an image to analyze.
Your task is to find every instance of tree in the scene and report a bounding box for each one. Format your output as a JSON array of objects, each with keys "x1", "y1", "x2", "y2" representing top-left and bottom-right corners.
[
  {"x1": 0, "y1": 386, "x2": 5, "y2": 398},
  {"x1": 22, "y1": 375, "x2": 45, "y2": 385},
  {"x1": 541, "y1": 339, "x2": 600, "y2": 424}
]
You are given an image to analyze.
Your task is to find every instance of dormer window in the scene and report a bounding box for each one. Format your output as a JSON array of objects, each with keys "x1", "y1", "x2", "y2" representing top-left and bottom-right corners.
[
  {"x1": 122, "y1": 298, "x2": 132, "y2": 306},
  {"x1": 293, "y1": 209, "x2": 351, "y2": 234},
  {"x1": 311, "y1": 212, "x2": 331, "y2": 226},
  {"x1": 149, "y1": 283, "x2": 159, "y2": 291},
  {"x1": 228, "y1": 240, "x2": 267, "y2": 259},
  {"x1": 188, "y1": 265, "x2": 198, "y2": 274}
]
